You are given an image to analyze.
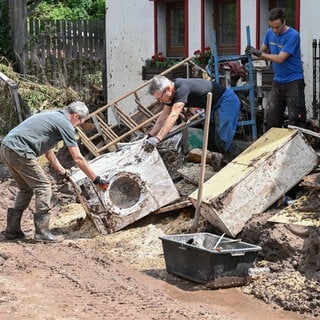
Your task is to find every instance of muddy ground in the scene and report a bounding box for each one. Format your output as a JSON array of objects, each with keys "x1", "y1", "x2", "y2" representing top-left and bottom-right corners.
[{"x1": 0, "y1": 148, "x2": 320, "y2": 320}]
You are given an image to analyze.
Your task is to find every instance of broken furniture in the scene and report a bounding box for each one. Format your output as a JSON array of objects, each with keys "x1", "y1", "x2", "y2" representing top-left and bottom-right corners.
[
  {"x1": 268, "y1": 172, "x2": 320, "y2": 227},
  {"x1": 268, "y1": 192, "x2": 320, "y2": 228},
  {"x1": 189, "y1": 128, "x2": 318, "y2": 237},
  {"x1": 69, "y1": 140, "x2": 180, "y2": 234}
]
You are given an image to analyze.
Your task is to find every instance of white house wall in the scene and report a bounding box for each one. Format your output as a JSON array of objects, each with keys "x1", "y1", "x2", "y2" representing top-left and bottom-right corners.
[
  {"x1": 203, "y1": 1, "x2": 214, "y2": 48},
  {"x1": 240, "y1": 0, "x2": 257, "y2": 50},
  {"x1": 300, "y1": 0, "x2": 320, "y2": 117},
  {"x1": 105, "y1": 0, "x2": 154, "y2": 124},
  {"x1": 105, "y1": 0, "x2": 320, "y2": 124},
  {"x1": 157, "y1": 1, "x2": 166, "y2": 54},
  {"x1": 188, "y1": 1, "x2": 202, "y2": 54}
]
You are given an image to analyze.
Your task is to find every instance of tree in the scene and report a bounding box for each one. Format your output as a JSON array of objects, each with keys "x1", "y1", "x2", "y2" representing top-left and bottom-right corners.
[
  {"x1": 29, "y1": 0, "x2": 105, "y2": 20},
  {"x1": 4, "y1": 0, "x2": 105, "y2": 72}
]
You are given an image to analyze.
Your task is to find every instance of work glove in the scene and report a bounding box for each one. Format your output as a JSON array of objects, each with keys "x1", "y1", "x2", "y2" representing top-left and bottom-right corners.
[
  {"x1": 61, "y1": 169, "x2": 71, "y2": 182},
  {"x1": 93, "y1": 176, "x2": 109, "y2": 191},
  {"x1": 143, "y1": 136, "x2": 161, "y2": 153},
  {"x1": 245, "y1": 45, "x2": 262, "y2": 57}
]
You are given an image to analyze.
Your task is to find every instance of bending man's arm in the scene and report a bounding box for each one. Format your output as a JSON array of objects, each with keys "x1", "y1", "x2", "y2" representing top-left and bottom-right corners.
[
  {"x1": 66, "y1": 146, "x2": 97, "y2": 181},
  {"x1": 45, "y1": 148, "x2": 65, "y2": 175},
  {"x1": 153, "y1": 102, "x2": 185, "y2": 141}
]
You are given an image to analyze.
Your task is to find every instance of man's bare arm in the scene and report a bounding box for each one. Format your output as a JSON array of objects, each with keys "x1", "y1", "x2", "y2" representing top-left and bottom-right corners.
[
  {"x1": 149, "y1": 105, "x2": 172, "y2": 137},
  {"x1": 66, "y1": 146, "x2": 97, "y2": 180},
  {"x1": 260, "y1": 44, "x2": 290, "y2": 64},
  {"x1": 156, "y1": 102, "x2": 185, "y2": 141},
  {"x1": 45, "y1": 148, "x2": 65, "y2": 175}
]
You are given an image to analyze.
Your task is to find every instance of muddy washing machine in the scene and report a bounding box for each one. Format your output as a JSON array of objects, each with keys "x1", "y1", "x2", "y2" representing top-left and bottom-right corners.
[{"x1": 69, "y1": 140, "x2": 180, "y2": 234}]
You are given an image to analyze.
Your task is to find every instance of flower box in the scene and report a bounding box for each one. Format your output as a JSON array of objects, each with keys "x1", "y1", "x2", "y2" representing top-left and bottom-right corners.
[{"x1": 142, "y1": 65, "x2": 190, "y2": 81}]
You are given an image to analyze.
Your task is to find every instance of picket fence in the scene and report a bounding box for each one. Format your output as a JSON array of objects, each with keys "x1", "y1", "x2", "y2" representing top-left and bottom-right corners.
[{"x1": 25, "y1": 18, "x2": 105, "y2": 89}]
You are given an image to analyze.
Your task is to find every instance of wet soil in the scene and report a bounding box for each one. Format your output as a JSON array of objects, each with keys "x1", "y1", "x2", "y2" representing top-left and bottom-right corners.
[{"x1": 0, "y1": 156, "x2": 319, "y2": 320}]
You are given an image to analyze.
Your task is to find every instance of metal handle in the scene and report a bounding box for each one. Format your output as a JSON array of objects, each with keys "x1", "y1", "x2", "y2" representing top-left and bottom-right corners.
[{"x1": 230, "y1": 252, "x2": 245, "y2": 256}]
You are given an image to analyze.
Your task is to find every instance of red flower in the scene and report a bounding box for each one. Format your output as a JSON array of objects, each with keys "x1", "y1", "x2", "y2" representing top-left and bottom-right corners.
[{"x1": 193, "y1": 47, "x2": 212, "y2": 67}]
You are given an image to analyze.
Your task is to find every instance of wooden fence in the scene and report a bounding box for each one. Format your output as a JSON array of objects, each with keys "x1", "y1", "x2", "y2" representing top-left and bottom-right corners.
[{"x1": 25, "y1": 18, "x2": 105, "y2": 90}]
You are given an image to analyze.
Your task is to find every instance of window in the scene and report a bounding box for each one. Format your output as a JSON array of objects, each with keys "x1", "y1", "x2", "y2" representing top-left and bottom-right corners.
[
  {"x1": 269, "y1": 0, "x2": 296, "y2": 28},
  {"x1": 214, "y1": 0, "x2": 237, "y2": 55},
  {"x1": 166, "y1": 1, "x2": 185, "y2": 57}
]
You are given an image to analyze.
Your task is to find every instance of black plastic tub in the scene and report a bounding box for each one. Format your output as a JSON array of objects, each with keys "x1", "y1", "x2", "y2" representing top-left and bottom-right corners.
[{"x1": 159, "y1": 233, "x2": 262, "y2": 284}]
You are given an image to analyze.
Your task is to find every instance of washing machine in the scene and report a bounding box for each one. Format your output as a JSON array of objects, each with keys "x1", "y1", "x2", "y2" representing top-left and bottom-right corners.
[{"x1": 69, "y1": 140, "x2": 180, "y2": 234}]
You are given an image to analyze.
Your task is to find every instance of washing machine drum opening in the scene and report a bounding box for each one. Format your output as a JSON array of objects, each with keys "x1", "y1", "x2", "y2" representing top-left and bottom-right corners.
[{"x1": 109, "y1": 176, "x2": 141, "y2": 209}]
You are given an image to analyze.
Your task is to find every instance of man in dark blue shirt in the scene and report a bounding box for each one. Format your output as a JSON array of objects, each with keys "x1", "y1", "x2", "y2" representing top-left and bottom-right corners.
[{"x1": 145, "y1": 75, "x2": 240, "y2": 154}]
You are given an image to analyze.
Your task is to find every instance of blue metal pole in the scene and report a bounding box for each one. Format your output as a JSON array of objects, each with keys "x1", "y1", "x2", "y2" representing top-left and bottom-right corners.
[{"x1": 246, "y1": 25, "x2": 257, "y2": 140}]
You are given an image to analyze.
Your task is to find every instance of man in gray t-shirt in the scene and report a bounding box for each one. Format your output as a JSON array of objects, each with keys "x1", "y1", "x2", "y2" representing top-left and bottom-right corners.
[{"x1": 0, "y1": 101, "x2": 109, "y2": 242}]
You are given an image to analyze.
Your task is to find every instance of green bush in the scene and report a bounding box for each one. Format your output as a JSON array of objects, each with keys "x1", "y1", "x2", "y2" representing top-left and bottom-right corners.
[{"x1": 30, "y1": 0, "x2": 105, "y2": 20}]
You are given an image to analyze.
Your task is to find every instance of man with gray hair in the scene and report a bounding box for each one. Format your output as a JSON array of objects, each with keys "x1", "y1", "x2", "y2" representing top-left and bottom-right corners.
[
  {"x1": 145, "y1": 75, "x2": 240, "y2": 154},
  {"x1": 0, "y1": 101, "x2": 109, "y2": 242}
]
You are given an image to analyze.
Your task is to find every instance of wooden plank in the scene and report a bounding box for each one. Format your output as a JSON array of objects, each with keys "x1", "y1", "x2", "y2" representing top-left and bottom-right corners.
[
  {"x1": 67, "y1": 20, "x2": 73, "y2": 58},
  {"x1": 95, "y1": 20, "x2": 104, "y2": 57},
  {"x1": 76, "y1": 20, "x2": 82, "y2": 58},
  {"x1": 288, "y1": 125, "x2": 320, "y2": 139},
  {"x1": 68, "y1": 175, "x2": 107, "y2": 234},
  {"x1": 34, "y1": 19, "x2": 41, "y2": 59},
  {"x1": 28, "y1": 18, "x2": 35, "y2": 60},
  {"x1": 95, "y1": 114, "x2": 119, "y2": 140},
  {"x1": 61, "y1": 20, "x2": 66, "y2": 58},
  {"x1": 113, "y1": 103, "x2": 138, "y2": 129},
  {"x1": 84, "y1": 20, "x2": 89, "y2": 58},
  {"x1": 76, "y1": 128, "x2": 101, "y2": 157},
  {"x1": 134, "y1": 93, "x2": 154, "y2": 118},
  {"x1": 153, "y1": 200, "x2": 193, "y2": 214},
  {"x1": 268, "y1": 193, "x2": 320, "y2": 227},
  {"x1": 56, "y1": 19, "x2": 62, "y2": 59}
]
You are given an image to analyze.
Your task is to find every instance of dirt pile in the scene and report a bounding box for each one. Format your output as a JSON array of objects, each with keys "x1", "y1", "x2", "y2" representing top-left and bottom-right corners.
[{"x1": 0, "y1": 150, "x2": 320, "y2": 319}]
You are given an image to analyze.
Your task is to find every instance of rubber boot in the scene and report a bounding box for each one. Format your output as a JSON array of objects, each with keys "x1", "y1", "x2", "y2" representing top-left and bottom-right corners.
[
  {"x1": 5, "y1": 208, "x2": 29, "y2": 240},
  {"x1": 34, "y1": 211, "x2": 64, "y2": 242}
]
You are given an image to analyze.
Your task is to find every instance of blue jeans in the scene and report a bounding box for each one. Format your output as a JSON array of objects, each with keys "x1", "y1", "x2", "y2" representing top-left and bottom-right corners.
[{"x1": 209, "y1": 88, "x2": 241, "y2": 153}]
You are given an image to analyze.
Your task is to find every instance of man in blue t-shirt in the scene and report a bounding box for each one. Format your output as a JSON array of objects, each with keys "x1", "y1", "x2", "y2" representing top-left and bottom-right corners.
[
  {"x1": 0, "y1": 101, "x2": 109, "y2": 242},
  {"x1": 246, "y1": 7, "x2": 306, "y2": 129}
]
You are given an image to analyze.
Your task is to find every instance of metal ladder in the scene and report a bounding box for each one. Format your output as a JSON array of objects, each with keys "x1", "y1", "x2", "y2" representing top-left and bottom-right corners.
[{"x1": 211, "y1": 25, "x2": 257, "y2": 140}]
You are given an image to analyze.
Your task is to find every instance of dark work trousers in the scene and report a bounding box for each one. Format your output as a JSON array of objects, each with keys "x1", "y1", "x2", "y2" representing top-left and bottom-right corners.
[
  {"x1": 0, "y1": 144, "x2": 52, "y2": 212},
  {"x1": 266, "y1": 79, "x2": 306, "y2": 129}
]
